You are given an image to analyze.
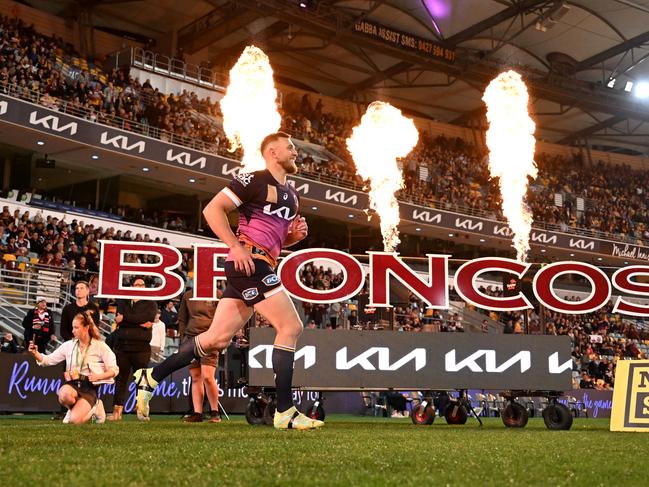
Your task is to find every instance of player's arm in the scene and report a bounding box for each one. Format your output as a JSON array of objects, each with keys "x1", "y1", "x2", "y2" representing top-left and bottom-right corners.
[
  {"x1": 284, "y1": 214, "x2": 308, "y2": 248},
  {"x1": 203, "y1": 191, "x2": 255, "y2": 276}
]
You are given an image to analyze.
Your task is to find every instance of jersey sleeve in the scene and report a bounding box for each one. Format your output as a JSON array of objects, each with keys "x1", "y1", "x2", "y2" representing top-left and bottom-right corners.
[{"x1": 222, "y1": 171, "x2": 259, "y2": 207}]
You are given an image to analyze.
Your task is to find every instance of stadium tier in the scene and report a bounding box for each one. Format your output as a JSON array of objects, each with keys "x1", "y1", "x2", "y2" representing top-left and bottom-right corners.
[{"x1": 3, "y1": 5, "x2": 649, "y2": 476}]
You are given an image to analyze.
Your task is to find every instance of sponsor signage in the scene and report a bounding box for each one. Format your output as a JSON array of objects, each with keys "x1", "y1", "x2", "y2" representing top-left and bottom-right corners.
[
  {"x1": 248, "y1": 328, "x2": 572, "y2": 390},
  {"x1": 0, "y1": 353, "x2": 362, "y2": 414},
  {"x1": 353, "y1": 20, "x2": 455, "y2": 63},
  {"x1": 611, "y1": 359, "x2": 649, "y2": 431},
  {"x1": 0, "y1": 94, "x2": 644, "y2": 261},
  {"x1": 0, "y1": 353, "x2": 248, "y2": 413}
]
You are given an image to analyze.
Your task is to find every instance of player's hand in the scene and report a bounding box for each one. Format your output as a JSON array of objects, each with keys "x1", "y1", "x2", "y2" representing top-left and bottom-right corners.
[
  {"x1": 140, "y1": 321, "x2": 153, "y2": 329},
  {"x1": 289, "y1": 215, "x2": 308, "y2": 241},
  {"x1": 231, "y1": 243, "x2": 255, "y2": 276}
]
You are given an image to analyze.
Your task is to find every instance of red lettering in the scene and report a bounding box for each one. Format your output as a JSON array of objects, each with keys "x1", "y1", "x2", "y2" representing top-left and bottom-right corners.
[
  {"x1": 278, "y1": 248, "x2": 365, "y2": 303},
  {"x1": 97, "y1": 241, "x2": 184, "y2": 299},
  {"x1": 192, "y1": 244, "x2": 229, "y2": 300},
  {"x1": 533, "y1": 261, "x2": 610, "y2": 314},
  {"x1": 612, "y1": 265, "x2": 649, "y2": 316},
  {"x1": 454, "y1": 258, "x2": 532, "y2": 311},
  {"x1": 369, "y1": 253, "x2": 448, "y2": 308}
]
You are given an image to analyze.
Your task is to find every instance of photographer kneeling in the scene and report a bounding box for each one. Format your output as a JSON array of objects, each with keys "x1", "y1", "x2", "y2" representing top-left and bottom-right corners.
[{"x1": 28, "y1": 312, "x2": 118, "y2": 424}]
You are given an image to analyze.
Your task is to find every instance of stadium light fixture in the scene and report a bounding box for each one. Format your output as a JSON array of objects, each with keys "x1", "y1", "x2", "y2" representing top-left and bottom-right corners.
[
  {"x1": 635, "y1": 81, "x2": 649, "y2": 99},
  {"x1": 541, "y1": 249, "x2": 546, "y2": 253},
  {"x1": 188, "y1": 178, "x2": 196, "y2": 183},
  {"x1": 569, "y1": 253, "x2": 575, "y2": 257},
  {"x1": 624, "y1": 261, "x2": 629, "y2": 265},
  {"x1": 311, "y1": 206, "x2": 318, "y2": 210},
  {"x1": 36, "y1": 140, "x2": 44, "y2": 146},
  {"x1": 142, "y1": 167, "x2": 150, "y2": 172},
  {"x1": 415, "y1": 227, "x2": 421, "y2": 232},
  {"x1": 347, "y1": 214, "x2": 354, "y2": 218},
  {"x1": 597, "y1": 257, "x2": 603, "y2": 261},
  {"x1": 91, "y1": 155, "x2": 99, "y2": 160},
  {"x1": 448, "y1": 233, "x2": 453, "y2": 237},
  {"x1": 479, "y1": 238, "x2": 485, "y2": 243},
  {"x1": 625, "y1": 81, "x2": 634, "y2": 92},
  {"x1": 607, "y1": 78, "x2": 616, "y2": 88}
]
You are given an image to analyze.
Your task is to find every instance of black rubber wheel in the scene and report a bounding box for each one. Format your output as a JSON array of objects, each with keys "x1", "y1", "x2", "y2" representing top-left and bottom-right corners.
[
  {"x1": 308, "y1": 403, "x2": 326, "y2": 421},
  {"x1": 410, "y1": 403, "x2": 435, "y2": 425},
  {"x1": 245, "y1": 398, "x2": 265, "y2": 425},
  {"x1": 502, "y1": 402, "x2": 529, "y2": 428},
  {"x1": 263, "y1": 397, "x2": 276, "y2": 426},
  {"x1": 542, "y1": 403, "x2": 573, "y2": 430},
  {"x1": 444, "y1": 402, "x2": 468, "y2": 425}
]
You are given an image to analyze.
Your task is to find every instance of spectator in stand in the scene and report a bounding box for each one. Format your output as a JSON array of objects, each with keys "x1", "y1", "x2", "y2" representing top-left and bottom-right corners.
[
  {"x1": 160, "y1": 300, "x2": 178, "y2": 330},
  {"x1": 150, "y1": 310, "x2": 166, "y2": 358},
  {"x1": 1, "y1": 331, "x2": 18, "y2": 353},
  {"x1": 22, "y1": 296, "x2": 55, "y2": 353},
  {"x1": 60, "y1": 281, "x2": 99, "y2": 341},
  {"x1": 108, "y1": 277, "x2": 157, "y2": 421}
]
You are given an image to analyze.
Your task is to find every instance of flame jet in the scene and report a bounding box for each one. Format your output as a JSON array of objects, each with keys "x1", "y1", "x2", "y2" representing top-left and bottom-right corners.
[
  {"x1": 220, "y1": 46, "x2": 281, "y2": 173},
  {"x1": 347, "y1": 101, "x2": 419, "y2": 252},
  {"x1": 482, "y1": 70, "x2": 538, "y2": 262}
]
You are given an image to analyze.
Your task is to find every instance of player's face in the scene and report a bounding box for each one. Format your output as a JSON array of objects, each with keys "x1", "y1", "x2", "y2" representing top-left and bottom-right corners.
[{"x1": 275, "y1": 138, "x2": 298, "y2": 174}]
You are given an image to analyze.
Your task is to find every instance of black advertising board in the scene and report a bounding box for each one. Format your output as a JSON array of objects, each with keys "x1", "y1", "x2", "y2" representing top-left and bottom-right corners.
[{"x1": 248, "y1": 329, "x2": 573, "y2": 391}]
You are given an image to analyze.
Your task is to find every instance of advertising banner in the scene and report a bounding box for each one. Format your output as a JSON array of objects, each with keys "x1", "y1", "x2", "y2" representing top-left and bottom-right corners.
[{"x1": 248, "y1": 329, "x2": 573, "y2": 391}]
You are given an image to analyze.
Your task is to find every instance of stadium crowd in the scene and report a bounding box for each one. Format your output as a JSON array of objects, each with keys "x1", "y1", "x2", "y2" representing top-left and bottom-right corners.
[
  {"x1": 0, "y1": 16, "x2": 648, "y2": 392},
  {"x1": 1, "y1": 15, "x2": 649, "y2": 245}
]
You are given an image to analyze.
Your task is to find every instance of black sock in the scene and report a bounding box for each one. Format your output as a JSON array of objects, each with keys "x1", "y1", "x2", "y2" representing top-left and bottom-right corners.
[
  {"x1": 152, "y1": 336, "x2": 203, "y2": 383},
  {"x1": 272, "y1": 345, "x2": 296, "y2": 413}
]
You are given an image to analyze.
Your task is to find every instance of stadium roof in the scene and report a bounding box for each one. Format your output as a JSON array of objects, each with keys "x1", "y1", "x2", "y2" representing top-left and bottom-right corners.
[{"x1": 27, "y1": 0, "x2": 649, "y2": 154}]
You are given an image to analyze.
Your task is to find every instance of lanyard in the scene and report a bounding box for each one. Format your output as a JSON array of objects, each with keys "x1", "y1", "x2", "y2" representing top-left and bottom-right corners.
[{"x1": 71, "y1": 338, "x2": 92, "y2": 373}]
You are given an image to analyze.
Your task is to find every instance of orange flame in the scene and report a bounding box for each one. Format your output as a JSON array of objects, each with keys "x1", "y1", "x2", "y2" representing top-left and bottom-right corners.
[
  {"x1": 220, "y1": 46, "x2": 281, "y2": 172},
  {"x1": 482, "y1": 70, "x2": 537, "y2": 262},
  {"x1": 346, "y1": 102, "x2": 419, "y2": 252}
]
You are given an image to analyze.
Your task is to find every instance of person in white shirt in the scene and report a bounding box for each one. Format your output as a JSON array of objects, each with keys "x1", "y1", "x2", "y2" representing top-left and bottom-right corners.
[
  {"x1": 150, "y1": 310, "x2": 166, "y2": 359},
  {"x1": 28, "y1": 311, "x2": 119, "y2": 424}
]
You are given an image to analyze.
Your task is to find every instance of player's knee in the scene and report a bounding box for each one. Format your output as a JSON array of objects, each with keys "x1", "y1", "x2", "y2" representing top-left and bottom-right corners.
[
  {"x1": 293, "y1": 321, "x2": 304, "y2": 338},
  {"x1": 203, "y1": 374, "x2": 216, "y2": 385},
  {"x1": 68, "y1": 414, "x2": 86, "y2": 425},
  {"x1": 287, "y1": 318, "x2": 303, "y2": 337}
]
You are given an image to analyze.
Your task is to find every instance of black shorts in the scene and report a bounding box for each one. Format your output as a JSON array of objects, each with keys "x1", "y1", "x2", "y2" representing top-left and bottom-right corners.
[
  {"x1": 182, "y1": 334, "x2": 219, "y2": 368},
  {"x1": 222, "y1": 259, "x2": 283, "y2": 306},
  {"x1": 64, "y1": 378, "x2": 98, "y2": 407}
]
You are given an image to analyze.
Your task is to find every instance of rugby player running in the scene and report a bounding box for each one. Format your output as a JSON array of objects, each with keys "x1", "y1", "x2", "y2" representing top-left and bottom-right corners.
[{"x1": 133, "y1": 132, "x2": 323, "y2": 430}]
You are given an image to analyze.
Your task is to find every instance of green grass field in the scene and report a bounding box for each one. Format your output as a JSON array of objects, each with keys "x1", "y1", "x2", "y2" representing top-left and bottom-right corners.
[{"x1": 0, "y1": 415, "x2": 646, "y2": 486}]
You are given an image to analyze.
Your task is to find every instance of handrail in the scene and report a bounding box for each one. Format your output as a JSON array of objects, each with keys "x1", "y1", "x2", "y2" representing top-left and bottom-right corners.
[
  {"x1": 130, "y1": 47, "x2": 227, "y2": 89},
  {"x1": 2, "y1": 84, "x2": 647, "y2": 248}
]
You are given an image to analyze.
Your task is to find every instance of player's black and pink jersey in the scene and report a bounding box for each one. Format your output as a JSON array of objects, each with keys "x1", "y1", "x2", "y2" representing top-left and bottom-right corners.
[{"x1": 222, "y1": 169, "x2": 299, "y2": 263}]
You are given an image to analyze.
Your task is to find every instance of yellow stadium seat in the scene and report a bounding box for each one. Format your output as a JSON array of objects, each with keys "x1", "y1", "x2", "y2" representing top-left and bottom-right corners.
[
  {"x1": 29, "y1": 257, "x2": 39, "y2": 265},
  {"x1": 3, "y1": 253, "x2": 16, "y2": 262}
]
